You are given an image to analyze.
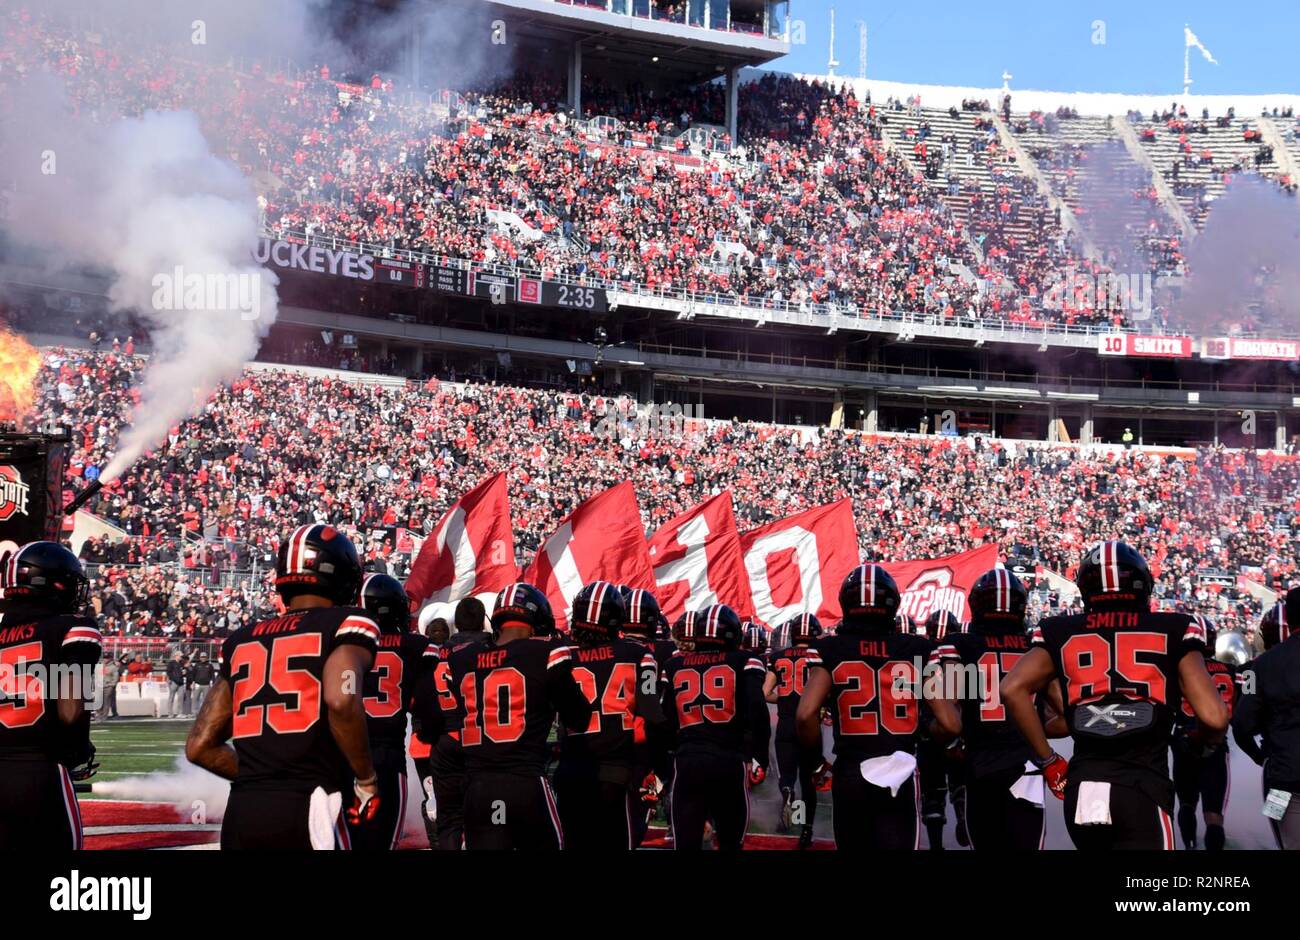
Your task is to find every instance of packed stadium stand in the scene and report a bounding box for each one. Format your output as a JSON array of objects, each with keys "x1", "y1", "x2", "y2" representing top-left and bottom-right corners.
[{"x1": 2, "y1": 3, "x2": 1300, "y2": 670}]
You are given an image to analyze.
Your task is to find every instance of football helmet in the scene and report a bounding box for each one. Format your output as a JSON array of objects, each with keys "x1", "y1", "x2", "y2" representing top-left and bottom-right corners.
[
  {"x1": 677, "y1": 604, "x2": 742, "y2": 649},
  {"x1": 784, "y1": 612, "x2": 824, "y2": 645},
  {"x1": 1075, "y1": 540, "x2": 1151, "y2": 611},
  {"x1": 275, "y1": 524, "x2": 363, "y2": 606},
  {"x1": 491, "y1": 582, "x2": 555, "y2": 636},
  {"x1": 838, "y1": 564, "x2": 900, "y2": 631},
  {"x1": 968, "y1": 568, "x2": 1028, "y2": 626},
  {"x1": 360, "y1": 573, "x2": 410, "y2": 633},
  {"x1": 0, "y1": 542, "x2": 89, "y2": 613}
]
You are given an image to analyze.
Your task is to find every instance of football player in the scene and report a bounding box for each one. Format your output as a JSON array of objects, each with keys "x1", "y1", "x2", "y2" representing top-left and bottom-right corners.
[
  {"x1": 1232, "y1": 589, "x2": 1300, "y2": 849},
  {"x1": 764, "y1": 612, "x2": 829, "y2": 849},
  {"x1": 422, "y1": 596, "x2": 491, "y2": 850},
  {"x1": 1170, "y1": 614, "x2": 1237, "y2": 851},
  {"x1": 350, "y1": 574, "x2": 439, "y2": 851},
  {"x1": 662, "y1": 605, "x2": 770, "y2": 851},
  {"x1": 618, "y1": 585, "x2": 673, "y2": 844},
  {"x1": 186, "y1": 525, "x2": 382, "y2": 849},
  {"x1": 1000, "y1": 541, "x2": 1229, "y2": 850},
  {"x1": 439, "y1": 583, "x2": 592, "y2": 850},
  {"x1": 796, "y1": 565, "x2": 962, "y2": 850},
  {"x1": 740, "y1": 620, "x2": 770, "y2": 660},
  {"x1": 917, "y1": 608, "x2": 964, "y2": 849},
  {"x1": 0, "y1": 543, "x2": 101, "y2": 850},
  {"x1": 935, "y1": 568, "x2": 1057, "y2": 850},
  {"x1": 554, "y1": 582, "x2": 665, "y2": 849}
]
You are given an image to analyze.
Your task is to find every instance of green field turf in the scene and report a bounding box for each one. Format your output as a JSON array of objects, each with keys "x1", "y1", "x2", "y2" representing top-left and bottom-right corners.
[{"x1": 87, "y1": 718, "x2": 192, "y2": 797}]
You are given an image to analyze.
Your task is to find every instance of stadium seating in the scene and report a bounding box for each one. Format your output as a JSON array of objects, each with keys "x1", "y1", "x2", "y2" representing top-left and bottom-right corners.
[
  {"x1": 37, "y1": 349, "x2": 1300, "y2": 643},
  {"x1": 12, "y1": 10, "x2": 1292, "y2": 332}
]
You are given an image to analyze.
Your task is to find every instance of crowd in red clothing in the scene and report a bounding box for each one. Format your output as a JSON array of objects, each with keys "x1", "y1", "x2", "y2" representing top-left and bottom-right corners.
[
  {"x1": 36, "y1": 349, "x2": 1300, "y2": 639},
  {"x1": 3, "y1": 8, "x2": 1206, "y2": 332}
]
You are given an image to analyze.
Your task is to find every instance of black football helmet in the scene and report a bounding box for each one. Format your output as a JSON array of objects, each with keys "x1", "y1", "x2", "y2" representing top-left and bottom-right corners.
[
  {"x1": 1260, "y1": 600, "x2": 1291, "y2": 650},
  {"x1": 896, "y1": 613, "x2": 919, "y2": 635},
  {"x1": 968, "y1": 568, "x2": 1028, "y2": 627},
  {"x1": 838, "y1": 564, "x2": 900, "y2": 632},
  {"x1": 784, "y1": 612, "x2": 823, "y2": 645},
  {"x1": 571, "y1": 581, "x2": 627, "y2": 642},
  {"x1": 924, "y1": 608, "x2": 962, "y2": 641},
  {"x1": 360, "y1": 573, "x2": 410, "y2": 633},
  {"x1": 1076, "y1": 540, "x2": 1151, "y2": 611},
  {"x1": 491, "y1": 582, "x2": 555, "y2": 636},
  {"x1": 1286, "y1": 586, "x2": 1300, "y2": 635},
  {"x1": 275, "y1": 524, "x2": 363, "y2": 606},
  {"x1": 619, "y1": 586, "x2": 669, "y2": 639},
  {"x1": 678, "y1": 604, "x2": 742, "y2": 649},
  {"x1": 740, "y1": 620, "x2": 769, "y2": 655},
  {"x1": 1, "y1": 541, "x2": 89, "y2": 613}
]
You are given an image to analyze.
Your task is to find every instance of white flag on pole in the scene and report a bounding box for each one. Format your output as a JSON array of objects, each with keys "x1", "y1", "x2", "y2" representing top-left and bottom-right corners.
[{"x1": 1184, "y1": 26, "x2": 1219, "y2": 65}]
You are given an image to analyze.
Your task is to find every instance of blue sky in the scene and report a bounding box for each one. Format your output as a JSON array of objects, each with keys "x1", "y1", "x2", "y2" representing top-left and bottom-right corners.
[{"x1": 770, "y1": 1, "x2": 1298, "y2": 95}]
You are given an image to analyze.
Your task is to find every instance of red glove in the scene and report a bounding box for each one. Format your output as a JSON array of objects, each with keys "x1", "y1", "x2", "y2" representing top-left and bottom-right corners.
[
  {"x1": 813, "y1": 760, "x2": 833, "y2": 791},
  {"x1": 639, "y1": 772, "x2": 662, "y2": 805},
  {"x1": 748, "y1": 759, "x2": 766, "y2": 787},
  {"x1": 1039, "y1": 753, "x2": 1068, "y2": 800},
  {"x1": 346, "y1": 777, "x2": 381, "y2": 825}
]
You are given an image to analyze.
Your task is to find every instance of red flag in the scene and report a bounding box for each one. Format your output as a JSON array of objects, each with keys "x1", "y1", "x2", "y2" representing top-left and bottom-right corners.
[
  {"x1": 406, "y1": 473, "x2": 517, "y2": 606},
  {"x1": 739, "y1": 499, "x2": 859, "y2": 627},
  {"x1": 647, "y1": 492, "x2": 753, "y2": 623},
  {"x1": 885, "y1": 544, "x2": 998, "y2": 623},
  {"x1": 524, "y1": 481, "x2": 655, "y2": 631}
]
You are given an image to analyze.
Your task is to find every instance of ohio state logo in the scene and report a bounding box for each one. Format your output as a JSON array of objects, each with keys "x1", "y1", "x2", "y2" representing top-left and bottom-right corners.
[
  {"x1": 0, "y1": 466, "x2": 31, "y2": 522},
  {"x1": 898, "y1": 567, "x2": 966, "y2": 623}
]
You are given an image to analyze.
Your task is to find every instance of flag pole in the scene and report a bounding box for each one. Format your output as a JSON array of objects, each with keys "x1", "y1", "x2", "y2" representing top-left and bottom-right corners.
[{"x1": 1183, "y1": 24, "x2": 1191, "y2": 97}]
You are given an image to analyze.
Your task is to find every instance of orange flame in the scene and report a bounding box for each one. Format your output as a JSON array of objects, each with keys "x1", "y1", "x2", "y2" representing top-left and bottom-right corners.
[{"x1": 0, "y1": 327, "x2": 40, "y2": 424}]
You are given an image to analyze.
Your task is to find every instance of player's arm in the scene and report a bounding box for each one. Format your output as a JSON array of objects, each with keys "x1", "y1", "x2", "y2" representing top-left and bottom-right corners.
[
  {"x1": 634, "y1": 654, "x2": 667, "y2": 732},
  {"x1": 743, "y1": 659, "x2": 771, "y2": 767},
  {"x1": 1000, "y1": 647, "x2": 1059, "y2": 765},
  {"x1": 927, "y1": 645, "x2": 962, "y2": 741},
  {"x1": 410, "y1": 648, "x2": 444, "y2": 742},
  {"x1": 796, "y1": 665, "x2": 831, "y2": 750},
  {"x1": 1178, "y1": 650, "x2": 1229, "y2": 741},
  {"x1": 762, "y1": 669, "x2": 779, "y2": 704},
  {"x1": 1041, "y1": 681, "x2": 1069, "y2": 738},
  {"x1": 1230, "y1": 688, "x2": 1266, "y2": 765},
  {"x1": 546, "y1": 650, "x2": 595, "y2": 731},
  {"x1": 185, "y1": 678, "x2": 238, "y2": 780},
  {"x1": 55, "y1": 625, "x2": 102, "y2": 776},
  {"x1": 323, "y1": 643, "x2": 377, "y2": 784}
]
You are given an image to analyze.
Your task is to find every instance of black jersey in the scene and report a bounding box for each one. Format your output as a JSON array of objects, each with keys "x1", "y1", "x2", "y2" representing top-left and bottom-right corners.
[
  {"x1": 431, "y1": 632, "x2": 490, "y2": 741},
  {"x1": 1233, "y1": 635, "x2": 1300, "y2": 792},
  {"x1": 806, "y1": 630, "x2": 934, "y2": 761},
  {"x1": 0, "y1": 605, "x2": 101, "y2": 762},
  {"x1": 1033, "y1": 609, "x2": 1207, "y2": 796},
  {"x1": 363, "y1": 630, "x2": 437, "y2": 751},
  {"x1": 769, "y1": 644, "x2": 817, "y2": 724},
  {"x1": 444, "y1": 635, "x2": 591, "y2": 776},
  {"x1": 935, "y1": 626, "x2": 1035, "y2": 779},
  {"x1": 560, "y1": 638, "x2": 665, "y2": 765},
  {"x1": 1174, "y1": 656, "x2": 1238, "y2": 737},
  {"x1": 220, "y1": 606, "x2": 380, "y2": 792},
  {"x1": 662, "y1": 648, "x2": 769, "y2": 763}
]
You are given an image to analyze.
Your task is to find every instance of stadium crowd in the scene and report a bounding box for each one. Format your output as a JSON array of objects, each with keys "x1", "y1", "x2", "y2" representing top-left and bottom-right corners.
[
  {"x1": 8, "y1": 7, "x2": 1275, "y2": 333},
  {"x1": 37, "y1": 348, "x2": 1300, "y2": 644}
]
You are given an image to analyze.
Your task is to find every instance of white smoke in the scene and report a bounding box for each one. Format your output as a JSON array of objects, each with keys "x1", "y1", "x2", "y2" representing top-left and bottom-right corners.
[
  {"x1": 1178, "y1": 176, "x2": 1300, "y2": 337},
  {"x1": 1, "y1": 75, "x2": 277, "y2": 480},
  {"x1": 93, "y1": 755, "x2": 232, "y2": 822}
]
